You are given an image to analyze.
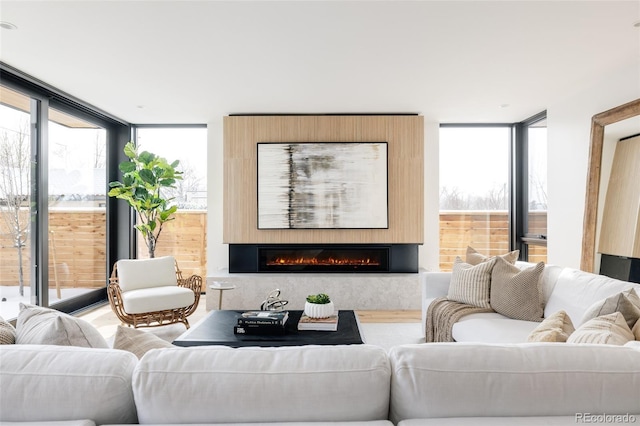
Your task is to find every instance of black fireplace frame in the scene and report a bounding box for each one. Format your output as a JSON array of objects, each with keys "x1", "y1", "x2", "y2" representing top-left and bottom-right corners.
[{"x1": 229, "y1": 244, "x2": 418, "y2": 273}]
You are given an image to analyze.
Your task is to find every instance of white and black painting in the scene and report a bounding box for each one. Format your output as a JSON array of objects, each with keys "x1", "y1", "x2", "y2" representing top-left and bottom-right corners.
[{"x1": 257, "y1": 142, "x2": 388, "y2": 229}]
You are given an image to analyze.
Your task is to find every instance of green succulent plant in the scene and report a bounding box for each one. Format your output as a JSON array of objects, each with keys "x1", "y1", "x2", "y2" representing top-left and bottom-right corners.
[
  {"x1": 306, "y1": 293, "x2": 331, "y2": 304},
  {"x1": 108, "y1": 141, "x2": 182, "y2": 258}
]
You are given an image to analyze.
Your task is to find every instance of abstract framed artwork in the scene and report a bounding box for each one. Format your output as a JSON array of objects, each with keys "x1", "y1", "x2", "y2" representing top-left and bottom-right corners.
[{"x1": 257, "y1": 142, "x2": 388, "y2": 229}]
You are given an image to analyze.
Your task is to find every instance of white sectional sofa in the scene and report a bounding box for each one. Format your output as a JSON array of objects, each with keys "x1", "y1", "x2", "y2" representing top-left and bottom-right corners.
[
  {"x1": 2, "y1": 340, "x2": 639, "y2": 425},
  {"x1": 422, "y1": 263, "x2": 640, "y2": 342}
]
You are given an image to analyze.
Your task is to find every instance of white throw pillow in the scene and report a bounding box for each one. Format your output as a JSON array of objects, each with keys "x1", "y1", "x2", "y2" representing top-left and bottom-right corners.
[
  {"x1": 447, "y1": 256, "x2": 496, "y2": 308},
  {"x1": 113, "y1": 325, "x2": 174, "y2": 359},
  {"x1": 567, "y1": 312, "x2": 634, "y2": 346},
  {"x1": 15, "y1": 303, "x2": 108, "y2": 348}
]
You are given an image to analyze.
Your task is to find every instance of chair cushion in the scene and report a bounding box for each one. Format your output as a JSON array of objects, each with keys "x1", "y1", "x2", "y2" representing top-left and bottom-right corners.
[
  {"x1": 122, "y1": 286, "x2": 195, "y2": 314},
  {"x1": 116, "y1": 256, "x2": 177, "y2": 292}
]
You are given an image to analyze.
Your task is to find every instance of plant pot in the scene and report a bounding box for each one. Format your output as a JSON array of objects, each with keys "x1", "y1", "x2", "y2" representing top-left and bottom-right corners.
[{"x1": 304, "y1": 301, "x2": 335, "y2": 318}]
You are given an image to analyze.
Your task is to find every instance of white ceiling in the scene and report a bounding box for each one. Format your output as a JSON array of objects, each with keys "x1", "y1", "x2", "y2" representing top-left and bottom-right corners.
[{"x1": 0, "y1": 1, "x2": 639, "y2": 124}]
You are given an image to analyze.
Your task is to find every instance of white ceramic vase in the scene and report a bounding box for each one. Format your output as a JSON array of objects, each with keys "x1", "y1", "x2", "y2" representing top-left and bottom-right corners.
[{"x1": 304, "y1": 301, "x2": 335, "y2": 318}]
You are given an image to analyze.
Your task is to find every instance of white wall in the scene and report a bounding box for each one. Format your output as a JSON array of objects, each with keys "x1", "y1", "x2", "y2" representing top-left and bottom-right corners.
[
  {"x1": 547, "y1": 59, "x2": 640, "y2": 269},
  {"x1": 206, "y1": 60, "x2": 639, "y2": 276}
]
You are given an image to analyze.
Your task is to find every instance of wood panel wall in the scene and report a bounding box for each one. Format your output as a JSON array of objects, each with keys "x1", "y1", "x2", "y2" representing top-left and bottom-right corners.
[
  {"x1": 223, "y1": 115, "x2": 424, "y2": 244},
  {"x1": 598, "y1": 135, "x2": 640, "y2": 258}
]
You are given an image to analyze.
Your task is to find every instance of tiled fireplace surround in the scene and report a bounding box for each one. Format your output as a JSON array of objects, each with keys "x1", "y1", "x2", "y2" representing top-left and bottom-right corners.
[{"x1": 209, "y1": 115, "x2": 425, "y2": 311}]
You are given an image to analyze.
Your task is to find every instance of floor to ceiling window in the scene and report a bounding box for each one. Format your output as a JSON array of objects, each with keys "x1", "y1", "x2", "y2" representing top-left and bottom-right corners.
[
  {"x1": 439, "y1": 126, "x2": 511, "y2": 271},
  {"x1": 133, "y1": 126, "x2": 208, "y2": 281},
  {"x1": 0, "y1": 85, "x2": 33, "y2": 319},
  {"x1": 439, "y1": 113, "x2": 548, "y2": 271},
  {"x1": 0, "y1": 66, "x2": 131, "y2": 320},
  {"x1": 522, "y1": 116, "x2": 548, "y2": 263},
  {"x1": 47, "y1": 107, "x2": 107, "y2": 308}
]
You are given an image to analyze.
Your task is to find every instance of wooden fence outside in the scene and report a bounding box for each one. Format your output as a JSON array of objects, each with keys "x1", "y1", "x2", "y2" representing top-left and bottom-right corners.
[
  {"x1": 1, "y1": 209, "x2": 546, "y2": 287},
  {"x1": 439, "y1": 210, "x2": 547, "y2": 271},
  {"x1": 0, "y1": 210, "x2": 208, "y2": 290}
]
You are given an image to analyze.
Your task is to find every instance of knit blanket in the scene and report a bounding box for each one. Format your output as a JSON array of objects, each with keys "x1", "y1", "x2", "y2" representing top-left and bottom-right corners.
[{"x1": 425, "y1": 297, "x2": 494, "y2": 342}]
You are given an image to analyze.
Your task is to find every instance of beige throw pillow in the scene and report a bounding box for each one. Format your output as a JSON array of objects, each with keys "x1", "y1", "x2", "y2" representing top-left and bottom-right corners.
[
  {"x1": 16, "y1": 303, "x2": 109, "y2": 348},
  {"x1": 465, "y1": 246, "x2": 519, "y2": 266},
  {"x1": 113, "y1": 325, "x2": 174, "y2": 359},
  {"x1": 633, "y1": 319, "x2": 640, "y2": 341},
  {"x1": 567, "y1": 312, "x2": 634, "y2": 345},
  {"x1": 0, "y1": 315, "x2": 16, "y2": 344},
  {"x1": 447, "y1": 256, "x2": 496, "y2": 308},
  {"x1": 527, "y1": 310, "x2": 575, "y2": 342},
  {"x1": 581, "y1": 288, "x2": 640, "y2": 330},
  {"x1": 490, "y1": 257, "x2": 545, "y2": 322}
]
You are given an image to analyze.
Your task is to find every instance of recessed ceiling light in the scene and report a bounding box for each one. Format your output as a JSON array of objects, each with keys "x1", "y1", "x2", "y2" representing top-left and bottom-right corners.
[
  {"x1": 137, "y1": 105, "x2": 145, "y2": 109},
  {"x1": 634, "y1": 21, "x2": 640, "y2": 28},
  {"x1": 0, "y1": 22, "x2": 18, "y2": 30},
  {"x1": 500, "y1": 104, "x2": 510, "y2": 109}
]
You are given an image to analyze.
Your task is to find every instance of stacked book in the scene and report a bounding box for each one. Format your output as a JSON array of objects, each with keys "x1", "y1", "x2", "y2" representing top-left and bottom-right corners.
[
  {"x1": 234, "y1": 310, "x2": 289, "y2": 335},
  {"x1": 297, "y1": 311, "x2": 339, "y2": 331}
]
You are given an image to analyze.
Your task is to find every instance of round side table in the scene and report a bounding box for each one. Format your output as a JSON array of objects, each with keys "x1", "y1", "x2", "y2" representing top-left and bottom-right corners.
[{"x1": 209, "y1": 281, "x2": 236, "y2": 310}]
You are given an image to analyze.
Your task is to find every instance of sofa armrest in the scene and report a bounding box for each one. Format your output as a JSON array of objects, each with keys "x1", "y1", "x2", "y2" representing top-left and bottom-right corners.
[{"x1": 421, "y1": 272, "x2": 452, "y2": 333}]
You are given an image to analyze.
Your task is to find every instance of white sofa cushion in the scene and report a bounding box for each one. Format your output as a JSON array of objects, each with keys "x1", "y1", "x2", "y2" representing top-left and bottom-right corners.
[
  {"x1": 398, "y1": 417, "x2": 602, "y2": 425},
  {"x1": 121, "y1": 285, "x2": 195, "y2": 314},
  {"x1": 544, "y1": 268, "x2": 640, "y2": 327},
  {"x1": 0, "y1": 345, "x2": 138, "y2": 424},
  {"x1": 116, "y1": 256, "x2": 177, "y2": 292},
  {"x1": 133, "y1": 344, "x2": 391, "y2": 424},
  {"x1": 388, "y1": 343, "x2": 640, "y2": 423},
  {"x1": 451, "y1": 312, "x2": 539, "y2": 343}
]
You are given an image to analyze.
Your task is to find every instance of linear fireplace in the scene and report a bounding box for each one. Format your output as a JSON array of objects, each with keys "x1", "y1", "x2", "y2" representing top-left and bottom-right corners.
[{"x1": 229, "y1": 244, "x2": 418, "y2": 273}]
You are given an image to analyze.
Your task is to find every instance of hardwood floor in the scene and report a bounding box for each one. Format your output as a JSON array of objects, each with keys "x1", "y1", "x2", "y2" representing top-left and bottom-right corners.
[{"x1": 78, "y1": 300, "x2": 421, "y2": 340}]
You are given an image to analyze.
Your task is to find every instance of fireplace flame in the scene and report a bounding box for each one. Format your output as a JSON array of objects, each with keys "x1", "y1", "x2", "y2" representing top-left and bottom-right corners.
[{"x1": 268, "y1": 256, "x2": 380, "y2": 266}]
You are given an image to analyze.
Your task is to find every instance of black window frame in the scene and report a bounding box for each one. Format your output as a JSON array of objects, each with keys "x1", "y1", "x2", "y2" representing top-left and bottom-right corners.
[{"x1": 0, "y1": 63, "x2": 132, "y2": 315}]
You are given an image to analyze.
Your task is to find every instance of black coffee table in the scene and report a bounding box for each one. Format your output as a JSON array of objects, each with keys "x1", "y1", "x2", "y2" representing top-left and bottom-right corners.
[{"x1": 173, "y1": 310, "x2": 364, "y2": 348}]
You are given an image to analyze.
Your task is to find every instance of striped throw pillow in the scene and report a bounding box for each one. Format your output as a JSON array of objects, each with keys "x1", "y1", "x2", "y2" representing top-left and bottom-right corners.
[
  {"x1": 490, "y1": 257, "x2": 545, "y2": 321},
  {"x1": 567, "y1": 312, "x2": 634, "y2": 345},
  {"x1": 447, "y1": 256, "x2": 496, "y2": 308}
]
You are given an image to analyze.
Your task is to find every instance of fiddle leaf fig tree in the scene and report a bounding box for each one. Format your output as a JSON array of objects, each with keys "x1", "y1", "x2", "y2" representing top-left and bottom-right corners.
[{"x1": 108, "y1": 142, "x2": 183, "y2": 258}]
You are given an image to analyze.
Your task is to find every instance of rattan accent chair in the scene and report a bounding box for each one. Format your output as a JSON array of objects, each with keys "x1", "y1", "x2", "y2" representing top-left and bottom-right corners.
[{"x1": 108, "y1": 256, "x2": 202, "y2": 329}]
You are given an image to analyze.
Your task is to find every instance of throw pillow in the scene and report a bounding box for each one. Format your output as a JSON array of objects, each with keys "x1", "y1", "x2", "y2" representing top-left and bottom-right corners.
[
  {"x1": 465, "y1": 246, "x2": 519, "y2": 266},
  {"x1": 527, "y1": 310, "x2": 575, "y2": 342},
  {"x1": 447, "y1": 256, "x2": 496, "y2": 308},
  {"x1": 490, "y1": 257, "x2": 545, "y2": 322},
  {"x1": 15, "y1": 303, "x2": 109, "y2": 348},
  {"x1": 633, "y1": 319, "x2": 640, "y2": 341},
  {"x1": 0, "y1": 315, "x2": 17, "y2": 344},
  {"x1": 113, "y1": 325, "x2": 174, "y2": 359},
  {"x1": 567, "y1": 312, "x2": 634, "y2": 345},
  {"x1": 581, "y1": 288, "x2": 640, "y2": 330}
]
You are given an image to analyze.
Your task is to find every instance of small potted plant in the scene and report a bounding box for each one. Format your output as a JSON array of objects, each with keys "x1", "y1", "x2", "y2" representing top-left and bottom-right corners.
[{"x1": 304, "y1": 293, "x2": 335, "y2": 318}]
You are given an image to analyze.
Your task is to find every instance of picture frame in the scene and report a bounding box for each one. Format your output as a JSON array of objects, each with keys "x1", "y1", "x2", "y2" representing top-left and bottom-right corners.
[{"x1": 257, "y1": 142, "x2": 388, "y2": 229}]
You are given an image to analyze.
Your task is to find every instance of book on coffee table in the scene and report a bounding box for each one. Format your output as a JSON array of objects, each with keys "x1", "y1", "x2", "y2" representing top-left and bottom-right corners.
[
  {"x1": 238, "y1": 310, "x2": 289, "y2": 326},
  {"x1": 234, "y1": 323, "x2": 286, "y2": 335},
  {"x1": 297, "y1": 311, "x2": 339, "y2": 331}
]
